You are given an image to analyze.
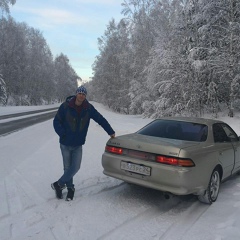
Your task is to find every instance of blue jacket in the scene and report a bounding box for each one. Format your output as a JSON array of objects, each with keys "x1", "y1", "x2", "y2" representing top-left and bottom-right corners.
[{"x1": 53, "y1": 96, "x2": 115, "y2": 146}]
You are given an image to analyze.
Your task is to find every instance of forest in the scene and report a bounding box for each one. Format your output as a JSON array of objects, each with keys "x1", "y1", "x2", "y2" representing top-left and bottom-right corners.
[
  {"x1": 0, "y1": 0, "x2": 79, "y2": 106},
  {"x1": 1, "y1": 0, "x2": 240, "y2": 118},
  {"x1": 88, "y1": 0, "x2": 240, "y2": 118}
]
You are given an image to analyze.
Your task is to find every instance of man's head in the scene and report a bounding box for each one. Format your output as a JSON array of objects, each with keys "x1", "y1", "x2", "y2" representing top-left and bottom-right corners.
[{"x1": 76, "y1": 86, "x2": 87, "y2": 96}]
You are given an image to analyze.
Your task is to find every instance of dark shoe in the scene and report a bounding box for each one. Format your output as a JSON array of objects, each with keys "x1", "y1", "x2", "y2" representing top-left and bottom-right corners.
[
  {"x1": 51, "y1": 181, "x2": 65, "y2": 199},
  {"x1": 66, "y1": 187, "x2": 75, "y2": 201}
]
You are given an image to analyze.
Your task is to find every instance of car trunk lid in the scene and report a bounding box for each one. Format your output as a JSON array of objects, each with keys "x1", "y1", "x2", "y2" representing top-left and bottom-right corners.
[{"x1": 107, "y1": 133, "x2": 200, "y2": 157}]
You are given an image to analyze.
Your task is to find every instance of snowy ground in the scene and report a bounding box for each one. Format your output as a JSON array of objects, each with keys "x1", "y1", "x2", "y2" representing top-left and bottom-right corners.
[{"x1": 1, "y1": 102, "x2": 240, "y2": 240}]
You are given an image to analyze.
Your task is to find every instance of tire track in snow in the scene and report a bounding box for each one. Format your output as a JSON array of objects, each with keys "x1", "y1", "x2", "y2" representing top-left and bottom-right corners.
[
  {"x1": 0, "y1": 169, "x2": 46, "y2": 220},
  {"x1": 1, "y1": 192, "x2": 73, "y2": 240},
  {"x1": 96, "y1": 197, "x2": 183, "y2": 240},
  {"x1": 159, "y1": 201, "x2": 209, "y2": 240},
  {"x1": 3, "y1": 200, "x2": 71, "y2": 240},
  {"x1": 1, "y1": 179, "x2": 128, "y2": 240},
  {"x1": 5, "y1": 170, "x2": 46, "y2": 214},
  {"x1": 0, "y1": 180, "x2": 10, "y2": 219},
  {"x1": 74, "y1": 176, "x2": 124, "y2": 199},
  {"x1": 0, "y1": 167, "x2": 203, "y2": 240}
]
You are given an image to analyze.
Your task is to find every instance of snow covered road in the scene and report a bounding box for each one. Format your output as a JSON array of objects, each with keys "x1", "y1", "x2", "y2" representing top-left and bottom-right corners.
[{"x1": 1, "y1": 102, "x2": 240, "y2": 240}]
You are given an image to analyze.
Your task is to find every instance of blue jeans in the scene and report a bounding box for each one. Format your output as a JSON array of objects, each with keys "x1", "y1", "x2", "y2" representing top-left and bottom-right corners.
[{"x1": 58, "y1": 144, "x2": 82, "y2": 188}]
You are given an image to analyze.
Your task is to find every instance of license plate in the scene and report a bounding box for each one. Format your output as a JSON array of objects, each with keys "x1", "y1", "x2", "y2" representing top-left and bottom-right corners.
[{"x1": 120, "y1": 161, "x2": 151, "y2": 176}]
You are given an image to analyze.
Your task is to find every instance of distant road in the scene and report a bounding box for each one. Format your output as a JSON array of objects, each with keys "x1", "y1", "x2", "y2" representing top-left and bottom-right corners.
[
  {"x1": 0, "y1": 107, "x2": 59, "y2": 120},
  {"x1": 0, "y1": 109, "x2": 58, "y2": 136}
]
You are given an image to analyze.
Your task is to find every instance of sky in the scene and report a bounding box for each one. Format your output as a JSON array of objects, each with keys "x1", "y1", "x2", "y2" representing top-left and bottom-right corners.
[
  {"x1": 9, "y1": 0, "x2": 124, "y2": 82},
  {"x1": 1, "y1": 103, "x2": 240, "y2": 239}
]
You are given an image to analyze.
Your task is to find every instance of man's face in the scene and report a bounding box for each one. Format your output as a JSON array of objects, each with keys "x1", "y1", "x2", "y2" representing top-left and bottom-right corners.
[{"x1": 76, "y1": 93, "x2": 86, "y2": 102}]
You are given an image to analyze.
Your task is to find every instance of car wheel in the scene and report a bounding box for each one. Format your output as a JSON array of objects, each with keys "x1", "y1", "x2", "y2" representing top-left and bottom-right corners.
[{"x1": 198, "y1": 168, "x2": 220, "y2": 204}]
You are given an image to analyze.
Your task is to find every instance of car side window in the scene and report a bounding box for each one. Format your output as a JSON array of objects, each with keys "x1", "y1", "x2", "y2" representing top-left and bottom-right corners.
[
  {"x1": 213, "y1": 124, "x2": 230, "y2": 143},
  {"x1": 221, "y1": 124, "x2": 239, "y2": 142}
]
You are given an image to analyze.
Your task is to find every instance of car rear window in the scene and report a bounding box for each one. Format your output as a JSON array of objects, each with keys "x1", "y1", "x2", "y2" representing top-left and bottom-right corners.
[{"x1": 137, "y1": 120, "x2": 208, "y2": 142}]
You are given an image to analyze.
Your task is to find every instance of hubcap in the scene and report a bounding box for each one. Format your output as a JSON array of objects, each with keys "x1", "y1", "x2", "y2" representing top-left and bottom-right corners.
[{"x1": 210, "y1": 171, "x2": 220, "y2": 200}]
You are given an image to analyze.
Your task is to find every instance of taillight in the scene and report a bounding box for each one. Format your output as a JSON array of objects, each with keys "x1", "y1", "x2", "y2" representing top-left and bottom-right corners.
[
  {"x1": 156, "y1": 156, "x2": 195, "y2": 167},
  {"x1": 105, "y1": 145, "x2": 123, "y2": 155}
]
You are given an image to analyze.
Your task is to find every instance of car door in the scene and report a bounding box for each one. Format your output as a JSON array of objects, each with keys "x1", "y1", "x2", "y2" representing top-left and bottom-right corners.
[
  {"x1": 213, "y1": 123, "x2": 235, "y2": 178},
  {"x1": 221, "y1": 123, "x2": 240, "y2": 173}
]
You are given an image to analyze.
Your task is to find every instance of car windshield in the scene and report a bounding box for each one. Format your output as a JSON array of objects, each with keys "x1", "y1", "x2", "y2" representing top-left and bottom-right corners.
[{"x1": 137, "y1": 120, "x2": 208, "y2": 142}]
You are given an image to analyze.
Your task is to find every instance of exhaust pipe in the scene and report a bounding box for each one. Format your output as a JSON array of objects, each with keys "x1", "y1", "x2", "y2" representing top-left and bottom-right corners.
[{"x1": 163, "y1": 192, "x2": 172, "y2": 200}]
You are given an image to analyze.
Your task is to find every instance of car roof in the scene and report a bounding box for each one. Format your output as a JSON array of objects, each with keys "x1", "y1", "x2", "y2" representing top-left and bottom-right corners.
[{"x1": 156, "y1": 116, "x2": 224, "y2": 125}]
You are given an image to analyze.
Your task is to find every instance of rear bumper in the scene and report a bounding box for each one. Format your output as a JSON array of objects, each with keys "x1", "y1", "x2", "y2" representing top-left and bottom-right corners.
[{"x1": 102, "y1": 153, "x2": 206, "y2": 196}]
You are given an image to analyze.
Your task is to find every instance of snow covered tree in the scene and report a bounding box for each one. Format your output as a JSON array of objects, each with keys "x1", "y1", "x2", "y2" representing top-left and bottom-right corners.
[
  {"x1": 23, "y1": 27, "x2": 55, "y2": 105},
  {"x1": 92, "y1": 19, "x2": 132, "y2": 113},
  {"x1": 146, "y1": 0, "x2": 240, "y2": 117},
  {"x1": 121, "y1": 0, "x2": 159, "y2": 114},
  {"x1": 90, "y1": 0, "x2": 240, "y2": 117},
  {"x1": 0, "y1": 16, "x2": 78, "y2": 105},
  {"x1": 92, "y1": 19, "x2": 121, "y2": 108},
  {"x1": 188, "y1": 0, "x2": 240, "y2": 114},
  {"x1": 0, "y1": 18, "x2": 56, "y2": 105},
  {"x1": 0, "y1": 0, "x2": 16, "y2": 15},
  {"x1": 142, "y1": 0, "x2": 194, "y2": 117},
  {"x1": 54, "y1": 53, "x2": 78, "y2": 102},
  {"x1": 0, "y1": 17, "x2": 27, "y2": 103}
]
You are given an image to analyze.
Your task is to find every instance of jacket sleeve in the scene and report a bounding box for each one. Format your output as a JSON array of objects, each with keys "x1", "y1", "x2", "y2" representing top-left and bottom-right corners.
[
  {"x1": 53, "y1": 103, "x2": 66, "y2": 137},
  {"x1": 90, "y1": 105, "x2": 115, "y2": 136}
]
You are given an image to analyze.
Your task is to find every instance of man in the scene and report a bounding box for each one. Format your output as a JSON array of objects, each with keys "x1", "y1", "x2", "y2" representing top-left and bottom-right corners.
[{"x1": 52, "y1": 86, "x2": 115, "y2": 201}]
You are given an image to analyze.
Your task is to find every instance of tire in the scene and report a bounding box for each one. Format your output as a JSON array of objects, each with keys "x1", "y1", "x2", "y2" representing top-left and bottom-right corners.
[{"x1": 198, "y1": 168, "x2": 221, "y2": 204}]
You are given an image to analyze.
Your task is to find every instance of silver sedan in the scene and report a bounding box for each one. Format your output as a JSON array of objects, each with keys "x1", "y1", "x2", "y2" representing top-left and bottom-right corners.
[{"x1": 102, "y1": 117, "x2": 240, "y2": 204}]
